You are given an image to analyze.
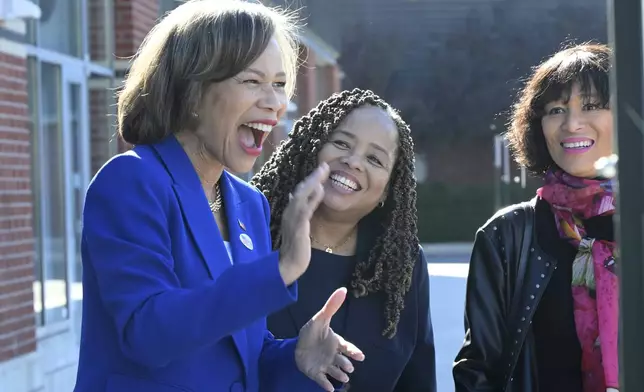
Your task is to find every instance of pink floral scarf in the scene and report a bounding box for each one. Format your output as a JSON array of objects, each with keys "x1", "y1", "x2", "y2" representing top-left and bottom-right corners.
[{"x1": 537, "y1": 169, "x2": 618, "y2": 392}]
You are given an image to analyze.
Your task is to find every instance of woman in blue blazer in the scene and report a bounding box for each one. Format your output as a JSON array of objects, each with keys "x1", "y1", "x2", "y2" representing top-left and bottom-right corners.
[{"x1": 74, "y1": 2, "x2": 363, "y2": 392}]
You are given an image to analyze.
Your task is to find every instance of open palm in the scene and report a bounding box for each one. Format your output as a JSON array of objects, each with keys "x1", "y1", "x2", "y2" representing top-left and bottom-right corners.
[{"x1": 295, "y1": 288, "x2": 365, "y2": 391}]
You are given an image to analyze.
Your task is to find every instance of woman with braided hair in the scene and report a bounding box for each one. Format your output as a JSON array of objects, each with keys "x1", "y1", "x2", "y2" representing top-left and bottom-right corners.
[{"x1": 251, "y1": 88, "x2": 437, "y2": 392}]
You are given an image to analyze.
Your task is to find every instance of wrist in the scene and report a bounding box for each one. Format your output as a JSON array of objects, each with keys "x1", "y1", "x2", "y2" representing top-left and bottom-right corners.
[{"x1": 278, "y1": 258, "x2": 301, "y2": 286}]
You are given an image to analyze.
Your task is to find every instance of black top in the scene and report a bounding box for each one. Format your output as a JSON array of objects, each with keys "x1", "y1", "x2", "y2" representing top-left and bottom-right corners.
[
  {"x1": 267, "y1": 247, "x2": 437, "y2": 392},
  {"x1": 532, "y1": 198, "x2": 614, "y2": 392}
]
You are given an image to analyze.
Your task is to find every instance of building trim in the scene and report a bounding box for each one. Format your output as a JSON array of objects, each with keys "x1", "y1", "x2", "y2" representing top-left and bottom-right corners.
[
  {"x1": 0, "y1": 36, "x2": 25, "y2": 57},
  {"x1": 87, "y1": 62, "x2": 115, "y2": 78},
  {"x1": 25, "y1": 45, "x2": 85, "y2": 65},
  {"x1": 0, "y1": 25, "x2": 25, "y2": 42},
  {"x1": 23, "y1": 45, "x2": 114, "y2": 79}
]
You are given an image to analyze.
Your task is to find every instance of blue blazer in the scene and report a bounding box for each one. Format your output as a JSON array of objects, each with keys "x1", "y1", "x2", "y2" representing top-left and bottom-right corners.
[{"x1": 74, "y1": 135, "x2": 322, "y2": 392}]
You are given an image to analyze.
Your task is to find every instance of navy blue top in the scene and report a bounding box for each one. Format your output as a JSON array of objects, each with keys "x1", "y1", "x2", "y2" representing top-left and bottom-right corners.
[{"x1": 268, "y1": 239, "x2": 437, "y2": 391}]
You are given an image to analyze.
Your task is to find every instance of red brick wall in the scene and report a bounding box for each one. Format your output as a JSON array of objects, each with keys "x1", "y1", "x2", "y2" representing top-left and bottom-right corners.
[
  {"x1": 0, "y1": 52, "x2": 36, "y2": 363},
  {"x1": 114, "y1": 0, "x2": 160, "y2": 58},
  {"x1": 89, "y1": 0, "x2": 108, "y2": 62}
]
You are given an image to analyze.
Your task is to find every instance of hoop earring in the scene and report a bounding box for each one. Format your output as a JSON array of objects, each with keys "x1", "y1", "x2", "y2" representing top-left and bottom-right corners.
[{"x1": 378, "y1": 201, "x2": 385, "y2": 208}]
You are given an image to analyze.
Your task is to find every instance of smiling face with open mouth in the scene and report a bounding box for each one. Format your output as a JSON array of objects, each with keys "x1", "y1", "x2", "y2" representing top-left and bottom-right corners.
[
  {"x1": 541, "y1": 82, "x2": 614, "y2": 178},
  {"x1": 193, "y1": 38, "x2": 287, "y2": 174},
  {"x1": 316, "y1": 105, "x2": 399, "y2": 217}
]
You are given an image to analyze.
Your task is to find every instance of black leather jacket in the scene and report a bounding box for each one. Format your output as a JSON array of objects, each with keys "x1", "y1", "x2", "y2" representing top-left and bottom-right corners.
[{"x1": 453, "y1": 198, "x2": 557, "y2": 392}]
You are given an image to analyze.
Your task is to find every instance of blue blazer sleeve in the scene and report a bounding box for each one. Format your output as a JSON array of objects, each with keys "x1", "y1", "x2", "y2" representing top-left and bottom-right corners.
[
  {"x1": 255, "y1": 191, "x2": 323, "y2": 391},
  {"x1": 394, "y1": 249, "x2": 438, "y2": 392},
  {"x1": 83, "y1": 155, "x2": 297, "y2": 369}
]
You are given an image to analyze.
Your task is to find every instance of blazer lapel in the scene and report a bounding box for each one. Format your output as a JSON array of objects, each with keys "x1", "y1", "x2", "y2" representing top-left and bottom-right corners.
[
  {"x1": 151, "y1": 136, "x2": 249, "y2": 375},
  {"x1": 220, "y1": 172, "x2": 254, "y2": 265},
  {"x1": 152, "y1": 136, "x2": 229, "y2": 279}
]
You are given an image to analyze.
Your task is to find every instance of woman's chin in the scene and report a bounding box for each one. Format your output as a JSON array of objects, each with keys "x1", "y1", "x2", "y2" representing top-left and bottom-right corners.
[
  {"x1": 556, "y1": 154, "x2": 610, "y2": 179},
  {"x1": 560, "y1": 165, "x2": 598, "y2": 179},
  {"x1": 319, "y1": 195, "x2": 349, "y2": 213},
  {"x1": 224, "y1": 158, "x2": 257, "y2": 175}
]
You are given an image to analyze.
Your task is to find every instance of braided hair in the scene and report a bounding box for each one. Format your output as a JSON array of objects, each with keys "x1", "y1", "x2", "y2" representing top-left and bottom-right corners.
[{"x1": 251, "y1": 88, "x2": 419, "y2": 338}]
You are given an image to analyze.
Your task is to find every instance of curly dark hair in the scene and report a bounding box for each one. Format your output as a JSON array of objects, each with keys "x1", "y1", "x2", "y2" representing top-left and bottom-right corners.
[
  {"x1": 250, "y1": 88, "x2": 419, "y2": 338},
  {"x1": 506, "y1": 42, "x2": 612, "y2": 175}
]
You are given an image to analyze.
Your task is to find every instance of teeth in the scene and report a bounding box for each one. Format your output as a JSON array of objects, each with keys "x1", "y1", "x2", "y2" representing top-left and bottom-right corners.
[
  {"x1": 562, "y1": 141, "x2": 593, "y2": 149},
  {"x1": 330, "y1": 174, "x2": 359, "y2": 191},
  {"x1": 244, "y1": 122, "x2": 273, "y2": 133}
]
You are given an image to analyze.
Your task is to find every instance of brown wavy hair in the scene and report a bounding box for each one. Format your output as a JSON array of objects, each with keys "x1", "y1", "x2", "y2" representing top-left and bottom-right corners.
[{"x1": 117, "y1": 0, "x2": 300, "y2": 145}]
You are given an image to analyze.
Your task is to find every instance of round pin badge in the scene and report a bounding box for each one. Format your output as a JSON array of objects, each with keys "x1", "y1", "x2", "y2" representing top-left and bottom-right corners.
[{"x1": 239, "y1": 233, "x2": 253, "y2": 250}]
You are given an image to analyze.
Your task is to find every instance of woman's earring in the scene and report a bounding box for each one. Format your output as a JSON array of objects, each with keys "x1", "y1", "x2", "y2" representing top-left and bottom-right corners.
[
  {"x1": 192, "y1": 112, "x2": 199, "y2": 119},
  {"x1": 378, "y1": 200, "x2": 385, "y2": 208}
]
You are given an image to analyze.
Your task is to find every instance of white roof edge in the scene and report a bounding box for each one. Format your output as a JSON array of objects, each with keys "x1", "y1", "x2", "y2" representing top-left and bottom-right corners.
[
  {"x1": 0, "y1": 0, "x2": 41, "y2": 21},
  {"x1": 299, "y1": 27, "x2": 339, "y2": 67}
]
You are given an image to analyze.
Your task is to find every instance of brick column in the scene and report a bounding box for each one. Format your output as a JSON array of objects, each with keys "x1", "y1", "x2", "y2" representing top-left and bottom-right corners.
[
  {"x1": 114, "y1": 0, "x2": 160, "y2": 59},
  {"x1": 0, "y1": 40, "x2": 36, "y2": 363},
  {"x1": 89, "y1": 0, "x2": 109, "y2": 62},
  {"x1": 295, "y1": 46, "x2": 317, "y2": 116},
  {"x1": 324, "y1": 64, "x2": 341, "y2": 94}
]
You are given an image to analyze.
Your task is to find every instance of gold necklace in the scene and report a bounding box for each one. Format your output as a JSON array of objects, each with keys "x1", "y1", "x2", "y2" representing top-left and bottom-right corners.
[
  {"x1": 193, "y1": 163, "x2": 222, "y2": 213},
  {"x1": 310, "y1": 230, "x2": 354, "y2": 254},
  {"x1": 209, "y1": 183, "x2": 222, "y2": 213}
]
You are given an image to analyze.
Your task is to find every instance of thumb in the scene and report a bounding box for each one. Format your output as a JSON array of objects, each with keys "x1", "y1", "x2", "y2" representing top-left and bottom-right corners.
[{"x1": 313, "y1": 287, "x2": 347, "y2": 323}]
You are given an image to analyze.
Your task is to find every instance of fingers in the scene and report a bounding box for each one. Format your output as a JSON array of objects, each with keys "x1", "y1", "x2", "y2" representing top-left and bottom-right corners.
[
  {"x1": 336, "y1": 334, "x2": 365, "y2": 362},
  {"x1": 312, "y1": 287, "x2": 347, "y2": 323},
  {"x1": 326, "y1": 365, "x2": 350, "y2": 384},
  {"x1": 284, "y1": 163, "x2": 329, "y2": 225},
  {"x1": 333, "y1": 353, "x2": 354, "y2": 374},
  {"x1": 308, "y1": 162, "x2": 330, "y2": 184},
  {"x1": 312, "y1": 374, "x2": 335, "y2": 392},
  {"x1": 306, "y1": 182, "x2": 325, "y2": 211},
  {"x1": 325, "y1": 355, "x2": 354, "y2": 387},
  {"x1": 291, "y1": 163, "x2": 329, "y2": 203}
]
